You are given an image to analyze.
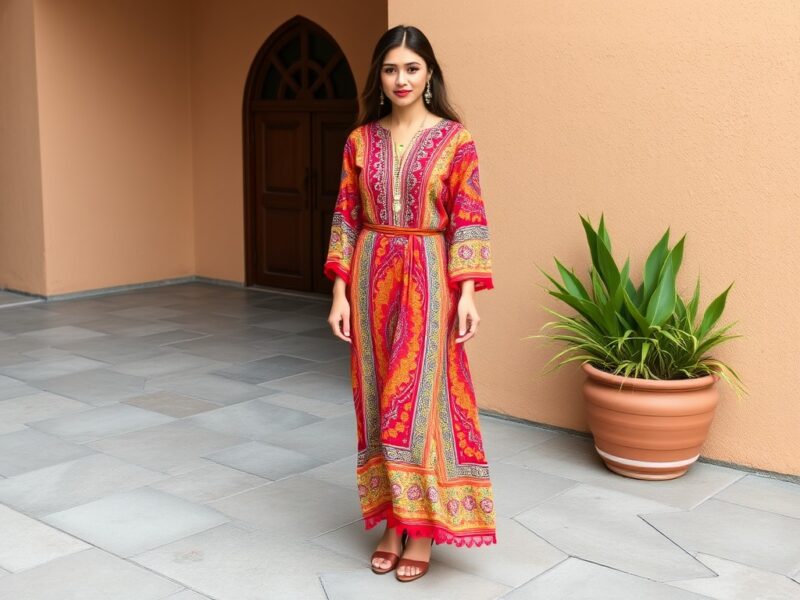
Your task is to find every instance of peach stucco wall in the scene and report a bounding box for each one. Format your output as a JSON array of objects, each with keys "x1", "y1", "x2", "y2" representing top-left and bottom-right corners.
[
  {"x1": 0, "y1": 0, "x2": 46, "y2": 294},
  {"x1": 388, "y1": 1, "x2": 800, "y2": 475},
  {"x1": 32, "y1": 0, "x2": 195, "y2": 294}
]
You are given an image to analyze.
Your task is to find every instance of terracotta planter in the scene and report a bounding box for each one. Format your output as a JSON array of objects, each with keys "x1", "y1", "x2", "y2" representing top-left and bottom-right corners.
[{"x1": 581, "y1": 362, "x2": 720, "y2": 480}]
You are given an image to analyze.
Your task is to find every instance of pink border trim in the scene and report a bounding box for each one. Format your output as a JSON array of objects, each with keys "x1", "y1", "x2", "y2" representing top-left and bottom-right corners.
[{"x1": 363, "y1": 505, "x2": 497, "y2": 548}]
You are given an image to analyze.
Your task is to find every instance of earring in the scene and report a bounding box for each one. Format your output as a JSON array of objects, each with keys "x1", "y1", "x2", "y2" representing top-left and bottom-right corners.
[
  {"x1": 380, "y1": 89, "x2": 384, "y2": 106},
  {"x1": 424, "y1": 80, "x2": 432, "y2": 104}
]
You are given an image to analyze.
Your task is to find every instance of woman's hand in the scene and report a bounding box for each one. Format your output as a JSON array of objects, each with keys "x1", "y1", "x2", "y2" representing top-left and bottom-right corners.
[
  {"x1": 456, "y1": 280, "x2": 480, "y2": 344},
  {"x1": 328, "y1": 277, "x2": 352, "y2": 343}
]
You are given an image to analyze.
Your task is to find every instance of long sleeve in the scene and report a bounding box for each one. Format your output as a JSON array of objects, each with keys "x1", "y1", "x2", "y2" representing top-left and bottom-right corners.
[
  {"x1": 324, "y1": 133, "x2": 362, "y2": 285},
  {"x1": 445, "y1": 130, "x2": 494, "y2": 292}
]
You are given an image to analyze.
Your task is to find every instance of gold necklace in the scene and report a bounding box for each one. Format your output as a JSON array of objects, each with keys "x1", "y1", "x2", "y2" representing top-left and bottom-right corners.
[{"x1": 390, "y1": 114, "x2": 429, "y2": 220}]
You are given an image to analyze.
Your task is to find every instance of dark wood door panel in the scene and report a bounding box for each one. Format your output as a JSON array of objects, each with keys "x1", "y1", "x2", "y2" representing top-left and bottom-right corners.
[{"x1": 253, "y1": 112, "x2": 310, "y2": 290}]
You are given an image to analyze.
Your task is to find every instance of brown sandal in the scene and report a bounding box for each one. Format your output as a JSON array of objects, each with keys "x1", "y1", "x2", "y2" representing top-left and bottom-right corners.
[
  {"x1": 371, "y1": 530, "x2": 408, "y2": 574},
  {"x1": 395, "y1": 537, "x2": 434, "y2": 582}
]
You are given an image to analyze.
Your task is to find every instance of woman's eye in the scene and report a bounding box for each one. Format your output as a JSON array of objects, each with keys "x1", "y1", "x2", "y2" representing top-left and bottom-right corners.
[{"x1": 409, "y1": 67, "x2": 418, "y2": 73}]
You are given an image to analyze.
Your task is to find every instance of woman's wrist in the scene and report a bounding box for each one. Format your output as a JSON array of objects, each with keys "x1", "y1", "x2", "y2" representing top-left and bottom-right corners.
[{"x1": 460, "y1": 279, "x2": 475, "y2": 297}]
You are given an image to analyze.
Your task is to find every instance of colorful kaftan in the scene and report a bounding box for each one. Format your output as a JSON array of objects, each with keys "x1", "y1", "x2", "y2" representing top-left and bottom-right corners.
[{"x1": 323, "y1": 117, "x2": 496, "y2": 547}]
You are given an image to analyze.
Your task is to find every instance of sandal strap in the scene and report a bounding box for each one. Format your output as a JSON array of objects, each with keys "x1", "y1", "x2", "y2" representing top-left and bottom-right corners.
[
  {"x1": 397, "y1": 557, "x2": 430, "y2": 568},
  {"x1": 371, "y1": 550, "x2": 400, "y2": 561}
]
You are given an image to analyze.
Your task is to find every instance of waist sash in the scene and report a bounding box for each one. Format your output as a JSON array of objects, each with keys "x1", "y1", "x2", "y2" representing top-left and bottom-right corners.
[{"x1": 361, "y1": 222, "x2": 444, "y2": 236}]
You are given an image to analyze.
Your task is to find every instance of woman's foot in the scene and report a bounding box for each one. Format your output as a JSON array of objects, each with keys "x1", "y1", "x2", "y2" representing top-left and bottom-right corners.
[
  {"x1": 396, "y1": 534, "x2": 433, "y2": 580},
  {"x1": 371, "y1": 525, "x2": 405, "y2": 571}
]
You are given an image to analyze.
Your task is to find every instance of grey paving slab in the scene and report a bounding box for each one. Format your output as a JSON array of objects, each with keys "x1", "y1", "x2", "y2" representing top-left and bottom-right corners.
[
  {"x1": 514, "y1": 483, "x2": 712, "y2": 582},
  {"x1": 0, "y1": 547, "x2": 183, "y2": 599},
  {"x1": 501, "y1": 557, "x2": 710, "y2": 599},
  {"x1": 207, "y1": 474, "x2": 362, "y2": 539},
  {"x1": 111, "y1": 350, "x2": 230, "y2": 378},
  {"x1": 0, "y1": 428, "x2": 96, "y2": 477},
  {"x1": 250, "y1": 335, "x2": 349, "y2": 362},
  {"x1": 212, "y1": 354, "x2": 319, "y2": 384},
  {"x1": 0, "y1": 355, "x2": 110, "y2": 381},
  {"x1": 185, "y1": 396, "x2": 322, "y2": 440},
  {"x1": 0, "y1": 390, "x2": 89, "y2": 431},
  {"x1": 0, "y1": 503, "x2": 89, "y2": 572},
  {"x1": 159, "y1": 335, "x2": 278, "y2": 363},
  {"x1": 0, "y1": 336, "x2": 49, "y2": 354},
  {"x1": 642, "y1": 498, "x2": 800, "y2": 575},
  {"x1": 500, "y1": 433, "x2": 745, "y2": 510},
  {"x1": 117, "y1": 321, "x2": 186, "y2": 337},
  {"x1": 0, "y1": 290, "x2": 39, "y2": 308},
  {"x1": 144, "y1": 370, "x2": 271, "y2": 405},
  {"x1": 302, "y1": 453, "x2": 358, "y2": 489},
  {"x1": 668, "y1": 552, "x2": 800, "y2": 599},
  {"x1": 132, "y1": 522, "x2": 360, "y2": 600},
  {"x1": 258, "y1": 295, "x2": 319, "y2": 312},
  {"x1": 35, "y1": 367, "x2": 147, "y2": 405},
  {"x1": 109, "y1": 306, "x2": 188, "y2": 320},
  {"x1": 28, "y1": 402, "x2": 175, "y2": 443},
  {"x1": 296, "y1": 325, "x2": 338, "y2": 339},
  {"x1": 43, "y1": 487, "x2": 230, "y2": 557},
  {"x1": 320, "y1": 564, "x2": 512, "y2": 599},
  {"x1": 712, "y1": 473, "x2": 800, "y2": 519},
  {"x1": 263, "y1": 413, "x2": 358, "y2": 462},
  {"x1": 204, "y1": 440, "x2": 324, "y2": 480},
  {"x1": 57, "y1": 315, "x2": 157, "y2": 335},
  {"x1": 22, "y1": 347, "x2": 74, "y2": 359},
  {"x1": 156, "y1": 313, "x2": 246, "y2": 334},
  {"x1": 134, "y1": 328, "x2": 210, "y2": 345},
  {"x1": 164, "y1": 591, "x2": 213, "y2": 600},
  {"x1": 261, "y1": 390, "x2": 354, "y2": 418},
  {"x1": 86, "y1": 420, "x2": 248, "y2": 475},
  {"x1": 147, "y1": 460, "x2": 270, "y2": 504},
  {"x1": 487, "y1": 461, "x2": 577, "y2": 518},
  {"x1": 478, "y1": 417, "x2": 563, "y2": 461},
  {"x1": 0, "y1": 452, "x2": 167, "y2": 517},
  {"x1": 124, "y1": 391, "x2": 221, "y2": 417},
  {"x1": 52, "y1": 335, "x2": 166, "y2": 363},
  {"x1": 0, "y1": 373, "x2": 40, "y2": 399},
  {"x1": 311, "y1": 356, "x2": 350, "y2": 379},
  {"x1": 17, "y1": 324, "x2": 108, "y2": 344},
  {"x1": 252, "y1": 313, "x2": 328, "y2": 333},
  {"x1": 258, "y1": 370, "x2": 355, "y2": 403}
]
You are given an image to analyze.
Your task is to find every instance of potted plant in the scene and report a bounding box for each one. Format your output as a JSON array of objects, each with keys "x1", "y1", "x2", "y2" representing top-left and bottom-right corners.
[{"x1": 527, "y1": 214, "x2": 746, "y2": 480}]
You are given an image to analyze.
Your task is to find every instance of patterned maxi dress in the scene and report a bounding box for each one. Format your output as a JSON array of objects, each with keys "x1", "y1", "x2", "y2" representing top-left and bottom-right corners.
[{"x1": 323, "y1": 117, "x2": 497, "y2": 547}]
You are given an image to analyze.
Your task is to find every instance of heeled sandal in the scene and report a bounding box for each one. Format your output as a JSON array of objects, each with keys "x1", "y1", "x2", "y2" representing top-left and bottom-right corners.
[
  {"x1": 370, "y1": 530, "x2": 408, "y2": 574},
  {"x1": 395, "y1": 536, "x2": 434, "y2": 582}
]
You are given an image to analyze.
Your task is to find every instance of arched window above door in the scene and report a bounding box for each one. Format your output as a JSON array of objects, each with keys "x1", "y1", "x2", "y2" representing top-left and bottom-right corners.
[{"x1": 255, "y1": 18, "x2": 357, "y2": 101}]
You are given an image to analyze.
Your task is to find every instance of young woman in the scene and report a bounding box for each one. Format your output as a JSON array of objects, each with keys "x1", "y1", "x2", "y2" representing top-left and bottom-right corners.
[{"x1": 324, "y1": 24, "x2": 496, "y2": 582}]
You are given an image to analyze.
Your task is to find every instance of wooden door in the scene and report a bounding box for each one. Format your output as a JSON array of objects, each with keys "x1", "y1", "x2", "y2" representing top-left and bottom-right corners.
[
  {"x1": 249, "y1": 111, "x2": 351, "y2": 292},
  {"x1": 243, "y1": 16, "x2": 358, "y2": 294}
]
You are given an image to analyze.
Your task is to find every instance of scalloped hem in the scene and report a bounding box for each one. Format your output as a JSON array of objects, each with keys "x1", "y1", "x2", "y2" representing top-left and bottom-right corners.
[{"x1": 363, "y1": 507, "x2": 497, "y2": 548}]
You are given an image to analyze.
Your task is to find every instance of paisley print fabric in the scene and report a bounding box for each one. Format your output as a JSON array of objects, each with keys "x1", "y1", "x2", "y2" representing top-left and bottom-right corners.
[{"x1": 324, "y1": 118, "x2": 496, "y2": 547}]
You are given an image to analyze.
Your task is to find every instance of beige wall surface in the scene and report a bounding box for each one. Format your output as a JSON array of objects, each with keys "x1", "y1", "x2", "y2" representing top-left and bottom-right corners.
[
  {"x1": 32, "y1": 0, "x2": 195, "y2": 295},
  {"x1": 388, "y1": 1, "x2": 800, "y2": 475},
  {"x1": 0, "y1": 0, "x2": 46, "y2": 294},
  {"x1": 189, "y1": 0, "x2": 387, "y2": 281}
]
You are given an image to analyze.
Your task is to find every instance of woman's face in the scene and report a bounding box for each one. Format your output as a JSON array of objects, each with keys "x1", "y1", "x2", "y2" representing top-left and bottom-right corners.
[{"x1": 380, "y1": 45, "x2": 431, "y2": 109}]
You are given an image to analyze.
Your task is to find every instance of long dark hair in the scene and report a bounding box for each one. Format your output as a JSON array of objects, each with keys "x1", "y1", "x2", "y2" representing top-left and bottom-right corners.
[{"x1": 354, "y1": 25, "x2": 462, "y2": 128}]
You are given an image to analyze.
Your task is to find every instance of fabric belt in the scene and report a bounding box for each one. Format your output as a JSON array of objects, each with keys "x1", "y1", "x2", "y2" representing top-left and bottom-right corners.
[{"x1": 361, "y1": 222, "x2": 444, "y2": 236}]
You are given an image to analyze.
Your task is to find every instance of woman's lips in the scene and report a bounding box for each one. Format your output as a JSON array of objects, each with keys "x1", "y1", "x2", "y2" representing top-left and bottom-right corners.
[{"x1": 394, "y1": 90, "x2": 411, "y2": 97}]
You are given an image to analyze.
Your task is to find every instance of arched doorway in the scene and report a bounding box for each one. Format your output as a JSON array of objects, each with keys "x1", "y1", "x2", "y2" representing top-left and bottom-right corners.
[{"x1": 243, "y1": 15, "x2": 358, "y2": 293}]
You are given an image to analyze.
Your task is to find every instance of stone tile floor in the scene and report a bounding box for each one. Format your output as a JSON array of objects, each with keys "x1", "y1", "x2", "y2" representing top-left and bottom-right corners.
[{"x1": 0, "y1": 281, "x2": 797, "y2": 600}]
